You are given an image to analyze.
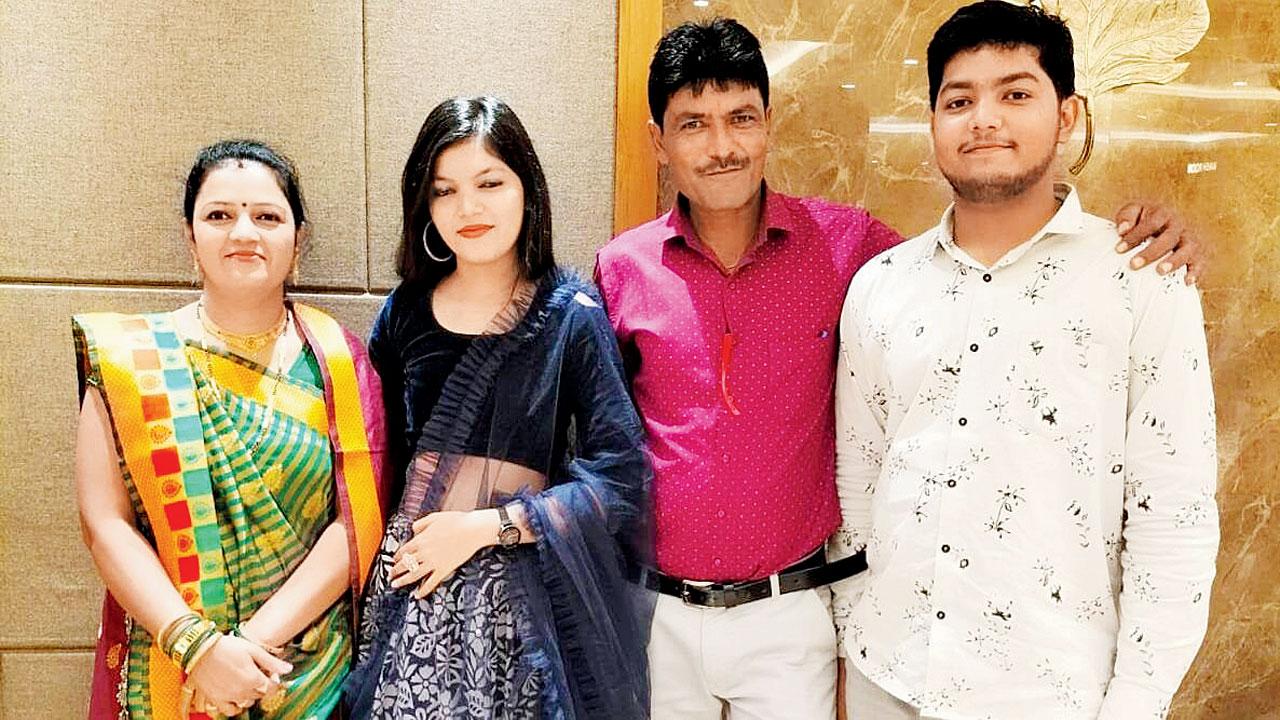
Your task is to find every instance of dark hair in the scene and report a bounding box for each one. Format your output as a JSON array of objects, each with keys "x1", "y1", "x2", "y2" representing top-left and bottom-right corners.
[
  {"x1": 648, "y1": 17, "x2": 770, "y2": 127},
  {"x1": 396, "y1": 96, "x2": 555, "y2": 286},
  {"x1": 183, "y1": 139, "x2": 307, "y2": 227},
  {"x1": 927, "y1": 0, "x2": 1075, "y2": 109}
]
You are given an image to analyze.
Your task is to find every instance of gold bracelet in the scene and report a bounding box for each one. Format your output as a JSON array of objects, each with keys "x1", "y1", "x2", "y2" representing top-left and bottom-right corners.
[
  {"x1": 183, "y1": 631, "x2": 223, "y2": 673},
  {"x1": 179, "y1": 625, "x2": 219, "y2": 669},
  {"x1": 157, "y1": 612, "x2": 200, "y2": 653},
  {"x1": 168, "y1": 619, "x2": 216, "y2": 666},
  {"x1": 232, "y1": 625, "x2": 286, "y2": 657},
  {"x1": 162, "y1": 617, "x2": 202, "y2": 660}
]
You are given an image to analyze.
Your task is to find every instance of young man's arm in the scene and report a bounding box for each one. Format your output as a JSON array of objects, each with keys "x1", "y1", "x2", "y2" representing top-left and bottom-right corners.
[
  {"x1": 1098, "y1": 267, "x2": 1219, "y2": 719},
  {"x1": 830, "y1": 281, "x2": 891, "y2": 654}
]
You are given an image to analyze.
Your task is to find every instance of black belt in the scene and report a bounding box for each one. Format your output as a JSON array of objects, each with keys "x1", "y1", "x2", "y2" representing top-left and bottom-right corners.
[{"x1": 641, "y1": 548, "x2": 868, "y2": 609}]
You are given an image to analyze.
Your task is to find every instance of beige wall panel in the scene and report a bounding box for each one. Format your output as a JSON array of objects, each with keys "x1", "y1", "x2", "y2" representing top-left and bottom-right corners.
[
  {"x1": 1, "y1": 651, "x2": 94, "y2": 719},
  {"x1": 0, "y1": 285, "x2": 382, "y2": 649},
  {"x1": 0, "y1": 1, "x2": 369, "y2": 289},
  {"x1": 364, "y1": 0, "x2": 619, "y2": 290}
]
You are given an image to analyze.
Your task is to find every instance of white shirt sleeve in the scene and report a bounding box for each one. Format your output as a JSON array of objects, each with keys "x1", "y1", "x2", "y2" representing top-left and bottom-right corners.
[
  {"x1": 1098, "y1": 270, "x2": 1219, "y2": 719},
  {"x1": 830, "y1": 282, "x2": 890, "y2": 656}
]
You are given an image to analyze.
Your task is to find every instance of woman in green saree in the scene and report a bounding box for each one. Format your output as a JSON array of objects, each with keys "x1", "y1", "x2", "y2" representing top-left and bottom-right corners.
[{"x1": 74, "y1": 140, "x2": 389, "y2": 719}]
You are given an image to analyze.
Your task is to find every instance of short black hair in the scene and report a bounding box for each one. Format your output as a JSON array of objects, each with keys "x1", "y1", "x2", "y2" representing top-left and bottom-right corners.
[
  {"x1": 396, "y1": 96, "x2": 555, "y2": 286},
  {"x1": 183, "y1": 139, "x2": 307, "y2": 228},
  {"x1": 927, "y1": 1, "x2": 1075, "y2": 109},
  {"x1": 648, "y1": 17, "x2": 769, "y2": 127}
]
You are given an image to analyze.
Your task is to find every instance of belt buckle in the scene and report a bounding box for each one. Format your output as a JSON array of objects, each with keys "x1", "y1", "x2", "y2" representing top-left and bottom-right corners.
[
  {"x1": 681, "y1": 581, "x2": 729, "y2": 607},
  {"x1": 679, "y1": 581, "x2": 698, "y2": 606}
]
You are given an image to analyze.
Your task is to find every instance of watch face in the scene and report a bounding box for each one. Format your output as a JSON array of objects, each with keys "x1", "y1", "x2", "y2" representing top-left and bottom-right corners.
[{"x1": 498, "y1": 525, "x2": 521, "y2": 547}]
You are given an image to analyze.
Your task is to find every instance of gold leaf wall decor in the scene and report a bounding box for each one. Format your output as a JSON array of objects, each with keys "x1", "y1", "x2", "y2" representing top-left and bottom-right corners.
[{"x1": 1023, "y1": 0, "x2": 1211, "y2": 172}]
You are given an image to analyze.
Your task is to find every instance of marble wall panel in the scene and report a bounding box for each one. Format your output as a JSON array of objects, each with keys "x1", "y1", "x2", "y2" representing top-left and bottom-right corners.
[
  {"x1": 364, "y1": 0, "x2": 619, "y2": 290},
  {"x1": 665, "y1": 0, "x2": 1279, "y2": 717},
  {"x1": 0, "y1": 1, "x2": 368, "y2": 289}
]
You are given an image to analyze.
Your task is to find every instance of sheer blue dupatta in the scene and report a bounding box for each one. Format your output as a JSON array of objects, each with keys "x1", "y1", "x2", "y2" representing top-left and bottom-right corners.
[
  {"x1": 345, "y1": 270, "x2": 654, "y2": 720},
  {"x1": 500, "y1": 277, "x2": 655, "y2": 719}
]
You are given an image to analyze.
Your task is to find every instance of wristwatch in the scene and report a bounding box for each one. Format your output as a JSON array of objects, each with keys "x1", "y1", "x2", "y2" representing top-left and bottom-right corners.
[{"x1": 496, "y1": 504, "x2": 521, "y2": 548}]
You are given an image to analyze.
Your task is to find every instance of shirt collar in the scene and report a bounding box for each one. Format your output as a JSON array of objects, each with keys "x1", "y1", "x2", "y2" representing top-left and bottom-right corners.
[
  {"x1": 935, "y1": 183, "x2": 1085, "y2": 270},
  {"x1": 663, "y1": 182, "x2": 797, "y2": 249}
]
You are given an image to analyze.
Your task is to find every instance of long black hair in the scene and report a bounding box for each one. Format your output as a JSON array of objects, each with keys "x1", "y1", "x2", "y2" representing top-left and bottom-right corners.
[{"x1": 396, "y1": 96, "x2": 555, "y2": 286}]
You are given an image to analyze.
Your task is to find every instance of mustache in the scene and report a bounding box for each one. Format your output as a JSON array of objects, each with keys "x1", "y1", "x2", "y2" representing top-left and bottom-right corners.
[
  {"x1": 960, "y1": 137, "x2": 1017, "y2": 152},
  {"x1": 697, "y1": 155, "x2": 749, "y2": 175}
]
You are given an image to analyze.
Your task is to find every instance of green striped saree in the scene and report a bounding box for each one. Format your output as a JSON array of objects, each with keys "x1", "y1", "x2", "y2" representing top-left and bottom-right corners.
[
  {"x1": 77, "y1": 306, "x2": 390, "y2": 720},
  {"x1": 114, "y1": 341, "x2": 351, "y2": 718}
]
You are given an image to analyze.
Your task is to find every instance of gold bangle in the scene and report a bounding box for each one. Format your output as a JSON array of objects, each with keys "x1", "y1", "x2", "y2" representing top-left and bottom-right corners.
[
  {"x1": 183, "y1": 631, "x2": 222, "y2": 673},
  {"x1": 179, "y1": 625, "x2": 219, "y2": 668},
  {"x1": 158, "y1": 613, "x2": 200, "y2": 653},
  {"x1": 169, "y1": 615, "x2": 205, "y2": 648},
  {"x1": 168, "y1": 619, "x2": 216, "y2": 666}
]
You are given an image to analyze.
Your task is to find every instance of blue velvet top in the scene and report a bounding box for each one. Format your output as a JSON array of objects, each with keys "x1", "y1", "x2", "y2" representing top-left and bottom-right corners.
[
  {"x1": 347, "y1": 269, "x2": 654, "y2": 719},
  {"x1": 367, "y1": 280, "x2": 571, "y2": 506}
]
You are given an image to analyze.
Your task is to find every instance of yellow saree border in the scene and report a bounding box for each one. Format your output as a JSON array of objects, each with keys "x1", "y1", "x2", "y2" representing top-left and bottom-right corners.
[
  {"x1": 74, "y1": 312, "x2": 226, "y2": 716},
  {"x1": 291, "y1": 303, "x2": 388, "y2": 595},
  {"x1": 187, "y1": 345, "x2": 329, "y2": 432}
]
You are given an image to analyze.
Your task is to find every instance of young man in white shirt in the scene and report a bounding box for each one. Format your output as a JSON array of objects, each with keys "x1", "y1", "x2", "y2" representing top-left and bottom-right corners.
[{"x1": 831, "y1": 2, "x2": 1219, "y2": 718}]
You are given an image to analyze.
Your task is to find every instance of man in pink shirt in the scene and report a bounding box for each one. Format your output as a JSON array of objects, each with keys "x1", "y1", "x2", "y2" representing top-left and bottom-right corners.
[{"x1": 594, "y1": 18, "x2": 1204, "y2": 719}]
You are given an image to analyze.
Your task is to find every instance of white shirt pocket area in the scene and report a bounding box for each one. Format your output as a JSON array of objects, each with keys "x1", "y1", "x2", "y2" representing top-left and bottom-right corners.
[{"x1": 992, "y1": 326, "x2": 1120, "y2": 463}]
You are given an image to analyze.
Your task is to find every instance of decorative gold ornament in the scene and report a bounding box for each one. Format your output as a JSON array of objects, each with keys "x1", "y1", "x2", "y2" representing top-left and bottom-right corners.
[
  {"x1": 261, "y1": 465, "x2": 285, "y2": 494},
  {"x1": 259, "y1": 683, "x2": 288, "y2": 713},
  {"x1": 105, "y1": 643, "x2": 123, "y2": 670},
  {"x1": 196, "y1": 301, "x2": 288, "y2": 355},
  {"x1": 1019, "y1": 0, "x2": 1210, "y2": 173}
]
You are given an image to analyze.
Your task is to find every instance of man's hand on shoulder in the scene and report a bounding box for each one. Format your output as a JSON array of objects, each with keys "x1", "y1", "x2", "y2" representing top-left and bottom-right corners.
[{"x1": 1113, "y1": 201, "x2": 1206, "y2": 285}]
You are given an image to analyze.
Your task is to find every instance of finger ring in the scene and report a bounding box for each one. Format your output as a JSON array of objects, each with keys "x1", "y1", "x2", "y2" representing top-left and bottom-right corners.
[{"x1": 403, "y1": 553, "x2": 420, "y2": 573}]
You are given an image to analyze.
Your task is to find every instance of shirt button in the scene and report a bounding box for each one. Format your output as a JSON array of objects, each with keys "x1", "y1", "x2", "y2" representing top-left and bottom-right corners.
[
  {"x1": 714, "y1": 558, "x2": 722, "y2": 567},
  {"x1": 982, "y1": 273, "x2": 992, "y2": 282},
  {"x1": 721, "y1": 453, "x2": 730, "y2": 464},
  {"x1": 958, "y1": 417, "x2": 968, "y2": 426},
  {"x1": 969, "y1": 343, "x2": 979, "y2": 352},
  {"x1": 947, "y1": 480, "x2": 957, "y2": 488},
  {"x1": 716, "y1": 510, "x2": 725, "y2": 518},
  {"x1": 941, "y1": 544, "x2": 951, "y2": 553},
  {"x1": 936, "y1": 611, "x2": 946, "y2": 620}
]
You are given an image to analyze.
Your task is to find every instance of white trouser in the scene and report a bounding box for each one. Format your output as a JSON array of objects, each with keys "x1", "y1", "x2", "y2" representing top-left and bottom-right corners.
[
  {"x1": 844, "y1": 661, "x2": 923, "y2": 720},
  {"x1": 649, "y1": 584, "x2": 838, "y2": 720}
]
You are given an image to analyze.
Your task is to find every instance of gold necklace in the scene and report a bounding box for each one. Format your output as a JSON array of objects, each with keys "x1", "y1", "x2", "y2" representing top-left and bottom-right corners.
[
  {"x1": 192, "y1": 311, "x2": 292, "y2": 456},
  {"x1": 195, "y1": 344, "x2": 287, "y2": 497},
  {"x1": 196, "y1": 301, "x2": 288, "y2": 354}
]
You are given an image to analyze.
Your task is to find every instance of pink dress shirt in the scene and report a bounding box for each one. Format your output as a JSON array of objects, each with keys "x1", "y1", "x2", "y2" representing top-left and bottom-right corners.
[{"x1": 595, "y1": 188, "x2": 902, "y2": 581}]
